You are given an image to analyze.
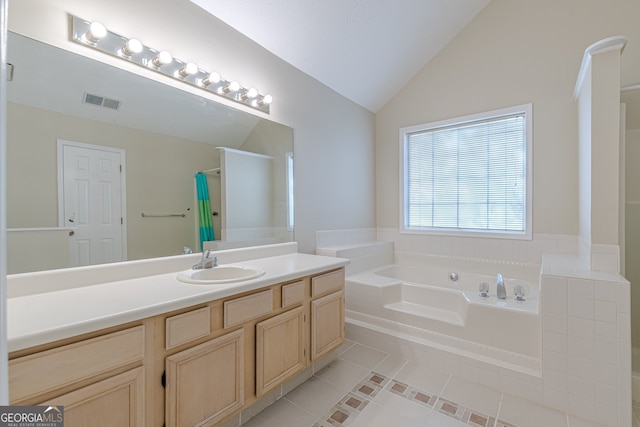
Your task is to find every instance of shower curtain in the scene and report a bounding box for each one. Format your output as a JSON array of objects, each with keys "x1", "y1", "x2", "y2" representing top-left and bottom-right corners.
[{"x1": 195, "y1": 173, "x2": 215, "y2": 251}]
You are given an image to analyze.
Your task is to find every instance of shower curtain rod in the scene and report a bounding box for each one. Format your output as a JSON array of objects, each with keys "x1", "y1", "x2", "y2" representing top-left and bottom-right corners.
[
  {"x1": 622, "y1": 84, "x2": 640, "y2": 92},
  {"x1": 198, "y1": 167, "x2": 221, "y2": 174}
]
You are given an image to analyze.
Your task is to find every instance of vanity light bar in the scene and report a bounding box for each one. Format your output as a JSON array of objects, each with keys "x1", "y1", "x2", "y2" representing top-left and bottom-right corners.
[{"x1": 70, "y1": 16, "x2": 272, "y2": 113}]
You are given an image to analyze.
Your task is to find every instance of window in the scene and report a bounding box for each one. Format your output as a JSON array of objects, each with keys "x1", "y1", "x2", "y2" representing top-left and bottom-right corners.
[
  {"x1": 400, "y1": 104, "x2": 532, "y2": 239},
  {"x1": 286, "y1": 151, "x2": 294, "y2": 231}
]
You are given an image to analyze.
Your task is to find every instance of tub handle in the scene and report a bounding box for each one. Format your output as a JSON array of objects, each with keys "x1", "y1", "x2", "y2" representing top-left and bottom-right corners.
[{"x1": 479, "y1": 282, "x2": 489, "y2": 298}]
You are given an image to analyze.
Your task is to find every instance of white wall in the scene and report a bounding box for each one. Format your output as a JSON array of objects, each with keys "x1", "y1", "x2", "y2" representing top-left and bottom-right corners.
[
  {"x1": 376, "y1": 0, "x2": 640, "y2": 241},
  {"x1": 590, "y1": 50, "x2": 622, "y2": 247},
  {"x1": 626, "y1": 128, "x2": 640, "y2": 351},
  {"x1": 0, "y1": 0, "x2": 9, "y2": 404},
  {"x1": 578, "y1": 66, "x2": 593, "y2": 252},
  {"x1": 6, "y1": 102, "x2": 218, "y2": 262},
  {"x1": 7, "y1": 0, "x2": 376, "y2": 254},
  {"x1": 219, "y1": 148, "x2": 272, "y2": 233},
  {"x1": 575, "y1": 43, "x2": 625, "y2": 273}
]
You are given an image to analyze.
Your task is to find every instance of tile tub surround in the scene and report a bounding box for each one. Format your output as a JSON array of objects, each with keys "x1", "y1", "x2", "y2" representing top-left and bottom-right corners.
[
  {"x1": 338, "y1": 242, "x2": 543, "y2": 377},
  {"x1": 342, "y1": 256, "x2": 629, "y2": 426},
  {"x1": 540, "y1": 253, "x2": 631, "y2": 426},
  {"x1": 315, "y1": 229, "x2": 632, "y2": 425},
  {"x1": 239, "y1": 341, "x2": 607, "y2": 427},
  {"x1": 377, "y1": 228, "x2": 579, "y2": 266}
]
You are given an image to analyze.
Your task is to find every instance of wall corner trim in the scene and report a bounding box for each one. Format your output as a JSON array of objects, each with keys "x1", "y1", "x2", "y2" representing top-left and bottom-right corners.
[{"x1": 573, "y1": 35, "x2": 628, "y2": 99}]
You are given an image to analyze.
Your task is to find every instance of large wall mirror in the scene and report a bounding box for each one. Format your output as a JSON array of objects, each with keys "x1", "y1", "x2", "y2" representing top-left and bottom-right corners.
[{"x1": 6, "y1": 32, "x2": 294, "y2": 274}]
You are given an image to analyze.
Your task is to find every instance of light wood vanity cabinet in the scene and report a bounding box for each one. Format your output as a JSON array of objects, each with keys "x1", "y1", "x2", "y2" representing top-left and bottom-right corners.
[
  {"x1": 255, "y1": 306, "x2": 306, "y2": 397},
  {"x1": 165, "y1": 329, "x2": 244, "y2": 427},
  {"x1": 310, "y1": 269, "x2": 346, "y2": 361},
  {"x1": 8, "y1": 324, "x2": 149, "y2": 427},
  {"x1": 41, "y1": 367, "x2": 145, "y2": 427},
  {"x1": 8, "y1": 266, "x2": 345, "y2": 427},
  {"x1": 311, "y1": 290, "x2": 345, "y2": 361}
]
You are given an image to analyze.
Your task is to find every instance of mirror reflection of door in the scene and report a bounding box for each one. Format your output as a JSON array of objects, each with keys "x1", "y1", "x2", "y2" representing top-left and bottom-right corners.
[{"x1": 58, "y1": 140, "x2": 126, "y2": 267}]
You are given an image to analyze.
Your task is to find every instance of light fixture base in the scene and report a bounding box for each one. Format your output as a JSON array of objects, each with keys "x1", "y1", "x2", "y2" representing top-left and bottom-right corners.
[{"x1": 71, "y1": 16, "x2": 271, "y2": 114}]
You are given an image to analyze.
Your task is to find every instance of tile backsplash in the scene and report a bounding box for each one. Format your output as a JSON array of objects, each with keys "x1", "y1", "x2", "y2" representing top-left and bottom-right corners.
[{"x1": 377, "y1": 228, "x2": 577, "y2": 265}]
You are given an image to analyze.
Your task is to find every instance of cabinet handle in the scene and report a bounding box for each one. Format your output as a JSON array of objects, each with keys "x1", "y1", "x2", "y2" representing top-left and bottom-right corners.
[{"x1": 161, "y1": 371, "x2": 166, "y2": 388}]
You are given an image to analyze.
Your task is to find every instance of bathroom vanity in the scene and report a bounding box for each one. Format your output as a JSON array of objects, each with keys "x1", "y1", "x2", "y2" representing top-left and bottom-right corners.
[{"x1": 6, "y1": 243, "x2": 347, "y2": 426}]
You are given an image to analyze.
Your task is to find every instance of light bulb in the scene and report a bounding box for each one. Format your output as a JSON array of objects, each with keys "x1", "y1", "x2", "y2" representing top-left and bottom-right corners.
[
  {"x1": 221, "y1": 81, "x2": 240, "y2": 93},
  {"x1": 201, "y1": 72, "x2": 221, "y2": 87},
  {"x1": 252, "y1": 94, "x2": 273, "y2": 108},
  {"x1": 178, "y1": 62, "x2": 198, "y2": 78},
  {"x1": 152, "y1": 50, "x2": 173, "y2": 67},
  {"x1": 121, "y1": 38, "x2": 143, "y2": 56},
  {"x1": 86, "y1": 21, "x2": 107, "y2": 43},
  {"x1": 242, "y1": 87, "x2": 258, "y2": 100}
]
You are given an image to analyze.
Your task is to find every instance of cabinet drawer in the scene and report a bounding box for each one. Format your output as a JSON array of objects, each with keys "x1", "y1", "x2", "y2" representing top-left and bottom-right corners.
[
  {"x1": 166, "y1": 307, "x2": 211, "y2": 350},
  {"x1": 311, "y1": 269, "x2": 344, "y2": 298},
  {"x1": 281, "y1": 281, "x2": 305, "y2": 308},
  {"x1": 224, "y1": 289, "x2": 273, "y2": 328},
  {"x1": 10, "y1": 326, "x2": 145, "y2": 403}
]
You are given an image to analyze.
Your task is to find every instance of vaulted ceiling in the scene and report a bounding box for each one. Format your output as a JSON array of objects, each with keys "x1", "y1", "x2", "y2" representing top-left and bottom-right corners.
[{"x1": 190, "y1": 0, "x2": 492, "y2": 112}]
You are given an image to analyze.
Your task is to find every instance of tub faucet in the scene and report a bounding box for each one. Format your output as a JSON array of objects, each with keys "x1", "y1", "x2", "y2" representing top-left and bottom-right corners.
[
  {"x1": 497, "y1": 273, "x2": 506, "y2": 299},
  {"x1": 193, "y1": 249, "x2": 218, "y2": 270}
]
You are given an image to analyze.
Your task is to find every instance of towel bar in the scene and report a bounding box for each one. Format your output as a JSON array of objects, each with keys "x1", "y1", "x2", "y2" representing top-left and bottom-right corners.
[{"x1": 141, "y1": 213, "x2": 186, "y2": 218}]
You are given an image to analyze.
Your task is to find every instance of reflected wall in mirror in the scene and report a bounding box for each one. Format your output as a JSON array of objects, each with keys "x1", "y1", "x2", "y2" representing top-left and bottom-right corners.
[
  {"x1": 6, "y1": 32, "x2": 293, "y2": 274},
  {"x1": 623, "y1": 87, "x2": 640, "y2": 349}
]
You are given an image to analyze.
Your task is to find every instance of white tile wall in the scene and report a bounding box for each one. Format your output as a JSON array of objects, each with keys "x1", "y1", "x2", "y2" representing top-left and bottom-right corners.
[
  {"x1": 540, "y1": 253, "x2": 630, "y2": 427},
  {"x1": 316, "y1": 228, "x2": 378, "y2": 249},
  {"x1": 590, "y1": 244, "x2": 621, "y2": 274},
  {"x1": 377, "y1": 228, "x2": 578, "y2": 264}
]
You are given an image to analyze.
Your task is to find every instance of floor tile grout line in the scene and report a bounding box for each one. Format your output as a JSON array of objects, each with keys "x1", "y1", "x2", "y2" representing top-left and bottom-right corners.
[
  {"x1": 339, "y1": 345, "x2": 391, "y2": 372},
  {"x1": 345, "y1": 340, "x2": 392, "y2": 356},
  {"x1": 494, "y1": 392, "x2": 504, "y2": 427},
  {"x1": 436, "y1": 370, "x2": 453, "y2": 404},
  {"x1": 310, "y1": 372, "x2": 355, "y2": 395},
  {"x1": 373, "y1": 353, "x2": 410, "y2": 378},
  {"x1": 307, "y1": 365, "x2": 521, "y2": 427},
  {"x1": 336, "y1": 340, "x2": 357, "y2": 356},
  {"x1": 321, "y1": 356, "x2": 379, "y2": 389},
  {"x1": 312, "y1": 370, "x2": 403, "y2": 426},
  {"x1": 281, "y1": 395, "x2": 324, "y2": 421},
  {"x1": 402, "y1": 370, "x2": 507, "y2": 427}
]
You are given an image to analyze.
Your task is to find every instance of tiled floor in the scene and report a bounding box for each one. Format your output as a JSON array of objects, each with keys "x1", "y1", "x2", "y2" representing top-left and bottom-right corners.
[{"x1": 242, "y1": 340, "x2": 609, "y2": 427}]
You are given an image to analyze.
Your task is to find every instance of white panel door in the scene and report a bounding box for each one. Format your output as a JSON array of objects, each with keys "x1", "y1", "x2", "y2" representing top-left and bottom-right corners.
[{"x1": 60, "y1": 142, "x2": 124, "y2": 267}]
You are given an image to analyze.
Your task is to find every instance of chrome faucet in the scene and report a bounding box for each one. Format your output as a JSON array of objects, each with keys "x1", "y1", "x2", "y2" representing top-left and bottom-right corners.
[
  {"x1": 192, "y1": 249, "x2": 218, "y2": 270},
  {"x1": 497, "y1": 273, "x2": 506, "y2": 299}
]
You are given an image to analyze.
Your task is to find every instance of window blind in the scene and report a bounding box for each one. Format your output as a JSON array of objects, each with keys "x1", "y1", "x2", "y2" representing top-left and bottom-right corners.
[{"x1": 405, "y1": 113, "x2": 526, "y2": 233}]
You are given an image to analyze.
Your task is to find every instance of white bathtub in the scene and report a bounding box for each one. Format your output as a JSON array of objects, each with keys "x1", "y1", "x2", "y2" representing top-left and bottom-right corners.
[{"x1": 345, "y1": 261, "x2": 541, "y2": 374}]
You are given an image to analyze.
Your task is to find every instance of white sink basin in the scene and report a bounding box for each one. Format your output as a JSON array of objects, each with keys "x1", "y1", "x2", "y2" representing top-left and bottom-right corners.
[{"x1": 176, "y1": 265, "x2": 265, "y2": 284}]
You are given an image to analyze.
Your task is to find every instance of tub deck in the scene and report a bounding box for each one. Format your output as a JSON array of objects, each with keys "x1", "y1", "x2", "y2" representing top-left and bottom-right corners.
[{"x1": 345, "y1": 263, "x2": 542, "y2": 375}]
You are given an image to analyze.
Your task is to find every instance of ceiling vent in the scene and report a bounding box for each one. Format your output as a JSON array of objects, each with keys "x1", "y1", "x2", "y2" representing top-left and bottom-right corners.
[{"x1": 83, "y1": 93, "x2": 120, "y2": 110}]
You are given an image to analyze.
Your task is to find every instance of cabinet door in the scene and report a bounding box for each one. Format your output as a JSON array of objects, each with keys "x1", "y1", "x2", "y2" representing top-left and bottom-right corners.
[
  {"x1": 256, "y1": 306, "x2": 305, "y2": 397},
  {"x1": 311, "y1": 290, "x2": 345, "y2": 361},
  {"x1": 165, "y1": 329, "x2": 244, "y2": 427},
  {"x1": 40, "y1": 367, "x2": 144, "y2": 427}
]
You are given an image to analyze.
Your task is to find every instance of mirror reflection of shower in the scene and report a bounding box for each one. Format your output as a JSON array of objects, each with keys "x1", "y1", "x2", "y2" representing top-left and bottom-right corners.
[{"x1": 198, "y1": 147, "x2": 294, "y2": 251}]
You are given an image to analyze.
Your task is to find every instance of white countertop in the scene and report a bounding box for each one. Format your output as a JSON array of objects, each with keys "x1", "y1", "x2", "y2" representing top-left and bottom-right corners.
[{"x1": 7, "y1": 246, "x2": 348, "y2": 352}]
